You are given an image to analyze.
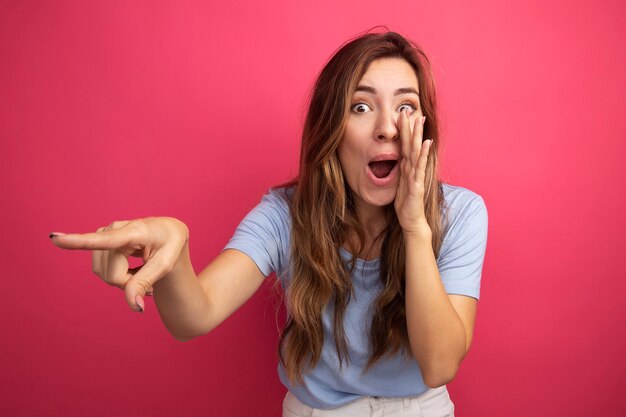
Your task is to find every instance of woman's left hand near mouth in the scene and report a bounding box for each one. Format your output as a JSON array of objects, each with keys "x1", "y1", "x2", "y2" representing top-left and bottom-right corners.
[{"x1": 394, "y1": 108, "x2": 433, "y2": 236}]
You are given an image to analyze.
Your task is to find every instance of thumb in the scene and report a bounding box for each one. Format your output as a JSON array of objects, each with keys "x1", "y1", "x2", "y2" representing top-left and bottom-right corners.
[
  {"x1": 124, "y1": 257, "x2": 167, "y2": 312},
  {"x1": 135, "y1": 294, "x2": 145, "y2": 313},
  {"x1": 125, "y1": 278, "x2": 152, "y2": 313}
]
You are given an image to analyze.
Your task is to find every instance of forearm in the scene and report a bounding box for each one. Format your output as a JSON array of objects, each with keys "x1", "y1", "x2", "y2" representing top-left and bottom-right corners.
[
  {"x1": 152, "y1": 241, "x2": 212, "y2": 341},
  {"x1": 404, "y1": 228, "x2": 466, "y2": 387}
]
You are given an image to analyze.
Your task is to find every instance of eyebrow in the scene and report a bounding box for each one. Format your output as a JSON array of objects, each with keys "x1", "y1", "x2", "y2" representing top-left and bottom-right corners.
[{"x1": 355, "y1": 85, "x2": 419, "y2": 96}]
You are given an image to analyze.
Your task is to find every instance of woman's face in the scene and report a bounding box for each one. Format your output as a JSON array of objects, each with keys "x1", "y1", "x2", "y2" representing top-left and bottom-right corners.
[{"x1": 338, "y1": 57, "x2": 422, "y2": 218}]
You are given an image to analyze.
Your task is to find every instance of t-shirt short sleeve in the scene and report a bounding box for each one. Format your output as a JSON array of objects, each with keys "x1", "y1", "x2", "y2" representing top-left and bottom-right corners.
[
  {"x1": 437, "y1": 186, "x2": 489, "y2": 300},
  {"x1": 222, "y1": 188, "x2": 291, "y2": 277}
]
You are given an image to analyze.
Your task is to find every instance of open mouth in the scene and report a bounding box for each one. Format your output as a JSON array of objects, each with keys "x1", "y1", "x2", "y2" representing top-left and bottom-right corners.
[{"x1": 368, "y1": 160, "x2": 398, "y2": 178}]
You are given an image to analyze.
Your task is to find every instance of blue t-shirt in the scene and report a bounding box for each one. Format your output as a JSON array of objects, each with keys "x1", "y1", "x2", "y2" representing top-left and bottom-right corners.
[{"x1": 224, "y1": 183, "x2": 488, "y2": 409}]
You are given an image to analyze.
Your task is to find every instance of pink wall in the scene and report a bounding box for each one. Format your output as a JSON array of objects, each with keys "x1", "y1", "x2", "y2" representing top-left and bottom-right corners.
[{"x1": 1, "y1": 1, "x2": 624, "y2": 416}]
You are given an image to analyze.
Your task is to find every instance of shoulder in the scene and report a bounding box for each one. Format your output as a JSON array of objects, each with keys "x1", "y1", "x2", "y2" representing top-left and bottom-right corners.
[
  {"x1": 441, "y1": 183, "x2": 485, "y2": 209},
  {"x1": 440, "y1": 182, "x2": 488, "y2": 237},
  {"x1": 436, "y1": 183, "x2": 489, "y2": 299},
  {"x1": 224, "y1": 185, "x2": 295, "y2": 277},
  {"x1": 259, "y1": 185, "x2": 293, "y2": 217},
  {"x1": 235, "y1": 185, "x2": 294, "y2": 238},
  {"x1": 441, "y1": 183, "x2": 487, "y2": 220}
]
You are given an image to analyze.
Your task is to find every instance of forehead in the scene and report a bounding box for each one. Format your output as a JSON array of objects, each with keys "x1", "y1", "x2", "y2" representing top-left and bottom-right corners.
[{"x1": 357, "y1": 58, "x2": 419, "y2": 91}]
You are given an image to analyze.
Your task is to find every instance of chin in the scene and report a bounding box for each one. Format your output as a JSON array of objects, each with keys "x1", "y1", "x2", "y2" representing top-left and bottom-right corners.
[{"x1": 363, "y1": 188, "x2": 398, "y2": 207}]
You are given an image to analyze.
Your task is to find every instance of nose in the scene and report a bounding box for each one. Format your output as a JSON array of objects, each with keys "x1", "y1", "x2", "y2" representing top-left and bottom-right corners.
[{"x1": 375, "y1": 108, "x2": 399, "y2": 142}]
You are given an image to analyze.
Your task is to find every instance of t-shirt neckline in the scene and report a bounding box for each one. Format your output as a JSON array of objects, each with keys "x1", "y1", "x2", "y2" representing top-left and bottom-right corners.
[{"x1": 339, "y1": 246, "x2": 381, "y2": 270}]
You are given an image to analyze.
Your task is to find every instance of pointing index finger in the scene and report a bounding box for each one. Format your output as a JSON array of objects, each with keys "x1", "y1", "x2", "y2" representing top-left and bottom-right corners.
[{"x1": 50, "y1": 228, "x2": 135, "y2": 251}]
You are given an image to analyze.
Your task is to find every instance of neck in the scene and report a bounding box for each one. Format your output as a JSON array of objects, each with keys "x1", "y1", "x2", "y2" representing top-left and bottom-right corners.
[
  {"x1": 353, "y1": 200, "x2": 387, "y2": 232},
  {"x1": 344, "y1": 202, "x2": 389, "y2": 260}
]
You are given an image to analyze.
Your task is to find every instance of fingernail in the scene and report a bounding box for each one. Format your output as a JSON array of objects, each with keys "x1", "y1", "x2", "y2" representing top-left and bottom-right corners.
[
  {"x1": 135, "y1": 295, "x2": 144, "y2": 313},
  {"x1": 49, "y1": 232, "x2": 67, "y2": 238},
  {"x1": 422, "y1": 116, "x2": 426, "y2": 125}
]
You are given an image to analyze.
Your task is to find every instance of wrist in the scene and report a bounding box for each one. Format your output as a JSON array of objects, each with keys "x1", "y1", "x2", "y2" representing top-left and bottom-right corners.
[
  {"x1": 154, "y1": 240, "x2": 192, "y2": 290},
  {"x1": 402, "y1": 221, "x2": 432, "y2": 241}
]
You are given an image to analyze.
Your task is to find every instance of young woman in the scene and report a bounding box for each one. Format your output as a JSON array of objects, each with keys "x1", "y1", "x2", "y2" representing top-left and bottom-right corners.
[{"x1": 51, "y1": 30, "x2": 488, "y2": 416}]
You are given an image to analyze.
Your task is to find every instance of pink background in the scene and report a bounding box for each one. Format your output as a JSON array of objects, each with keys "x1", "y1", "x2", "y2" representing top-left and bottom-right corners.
[{"x1": 1, "y1": 0, "x2": 625, "y2": 416}]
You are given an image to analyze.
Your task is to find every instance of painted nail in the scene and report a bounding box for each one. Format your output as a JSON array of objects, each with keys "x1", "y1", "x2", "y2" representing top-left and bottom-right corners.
[
  {"x1": 49, "y1": 232, "x2": 67, "y2": 238},
  {"x1": 136, "y1": 295, "x2": 144, "y2": 313}
]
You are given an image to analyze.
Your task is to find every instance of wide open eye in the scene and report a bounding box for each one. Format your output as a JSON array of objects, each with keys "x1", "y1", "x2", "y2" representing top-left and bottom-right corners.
[
  {"x1": 351, "y1": 103, "x2": 372, "y2": 113},
  {"x1": 398, "y1": 103, "x2": 417, "y2": 114}
]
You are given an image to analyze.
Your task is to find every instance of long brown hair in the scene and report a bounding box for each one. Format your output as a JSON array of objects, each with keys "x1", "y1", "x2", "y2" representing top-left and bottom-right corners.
[{"x1": 276, "y1": 29, "x2": 447, "y2": 385}]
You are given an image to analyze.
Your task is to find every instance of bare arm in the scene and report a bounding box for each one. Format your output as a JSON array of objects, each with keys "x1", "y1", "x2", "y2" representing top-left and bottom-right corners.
[
  {"x1": 393, "y1": 110, "x2": 479, "y2": 388},
  {"x1": 153, "y1": 244, "x2": 266, "y2": 342},
  {"x1": 404, "y1": 228, "x2": 474, "y2": 388}
]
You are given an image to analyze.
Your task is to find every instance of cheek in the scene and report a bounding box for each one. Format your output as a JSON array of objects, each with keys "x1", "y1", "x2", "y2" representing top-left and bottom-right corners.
[
  {"x1": 337, "y1": 134, "x2": 357, "y2": 163},
  {"x1": 337, "y1": 149, "x2": 355, "y2": 178},
  {"x1": 338, "y1": 124, "x2": 369, "y2": 179},
  {"x1": 336, "y1": 150, "x2": 361, "y2": 191}
]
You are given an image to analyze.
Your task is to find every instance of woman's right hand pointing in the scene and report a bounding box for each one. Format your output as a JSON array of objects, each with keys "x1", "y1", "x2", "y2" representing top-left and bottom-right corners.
[{"x1": 50, "y1": 217, "x2": 189, "y2": 313}]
